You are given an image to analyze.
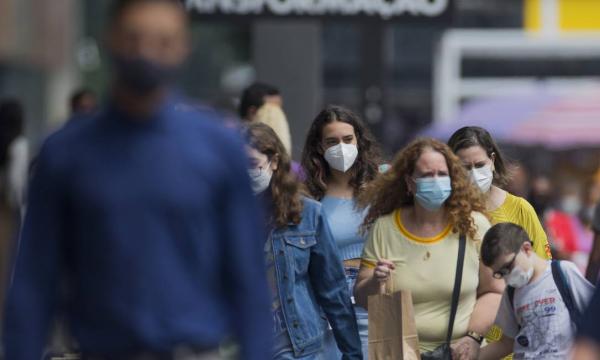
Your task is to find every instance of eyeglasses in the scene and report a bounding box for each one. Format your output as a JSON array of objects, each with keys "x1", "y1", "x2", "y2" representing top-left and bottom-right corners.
[{"x1": 492, "y1": 252, "x2": 518, "y2": 279}]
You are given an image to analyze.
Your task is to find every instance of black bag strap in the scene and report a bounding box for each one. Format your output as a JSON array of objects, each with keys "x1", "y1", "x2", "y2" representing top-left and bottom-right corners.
[
  {"x1": 551, "y1": 260, "x2": 581, "y2": 328},
  {"x1": 507, "y1": 285, "x2": 516, "y2": 308},
  {"x1": 506, "y1": 285, "x2": 520, "y2": 329},
  {"x1": 446, "y1": 234, "x2": 466, "y2": 344}
]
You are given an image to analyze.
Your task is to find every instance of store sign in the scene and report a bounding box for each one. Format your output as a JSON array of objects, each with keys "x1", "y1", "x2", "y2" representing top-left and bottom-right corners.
[{"x1": 186, "y1": 0, "x2": 452, "y2": 20}]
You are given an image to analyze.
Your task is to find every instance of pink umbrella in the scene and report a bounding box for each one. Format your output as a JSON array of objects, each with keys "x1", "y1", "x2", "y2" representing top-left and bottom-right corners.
[
  {"x1": 512, "y1": 94, "x2": 600, "y2": 148},
  {"x1": 423, "y1": 92, "x2": 600, "y2": 149}
]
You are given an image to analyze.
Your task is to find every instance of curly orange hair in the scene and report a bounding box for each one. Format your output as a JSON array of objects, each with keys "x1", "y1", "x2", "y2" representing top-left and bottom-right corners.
[{"x1": 358, "y1": 138, "x2": 487, "y2": 239}]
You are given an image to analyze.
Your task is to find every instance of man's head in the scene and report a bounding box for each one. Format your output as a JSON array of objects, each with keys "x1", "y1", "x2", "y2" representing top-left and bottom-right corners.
[
  {"x1": 239, "y1": 82, "x2": 282, "y2": 121},
  {"x1": 70, "y1": 88, "x2": 98, "y2": 115},
  {"x1": 107, "y1": 0, "x2": 189, "y2": 95},
  {"x1": 481, "y1": 222, "x2": 536, "y2": 288}
]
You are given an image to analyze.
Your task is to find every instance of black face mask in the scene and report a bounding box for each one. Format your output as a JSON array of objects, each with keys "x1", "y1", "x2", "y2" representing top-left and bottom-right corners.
[{"x1": 112, "y1": 54, "x2": 179, "y2": 94}]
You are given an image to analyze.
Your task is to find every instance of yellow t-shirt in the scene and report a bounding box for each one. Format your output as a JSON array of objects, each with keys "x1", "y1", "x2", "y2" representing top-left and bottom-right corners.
[
  {"x1": 361, "y1": 209, "x2": 491, "y2": 352},
  {"x1": 489, "y1": 193, "x2": 552, "y2": 260}
]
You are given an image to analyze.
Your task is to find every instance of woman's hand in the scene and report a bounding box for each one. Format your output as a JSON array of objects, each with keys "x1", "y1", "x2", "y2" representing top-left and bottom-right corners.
[
  {"x1": 451, "y1": 336, "x2": 480, "y2": 360},
  {"x1": 354, "y1": 259, "x2": 395, "y2": 308},
  {"x1": 373, "y1": 259, "x2": 395, "y2": 284}
]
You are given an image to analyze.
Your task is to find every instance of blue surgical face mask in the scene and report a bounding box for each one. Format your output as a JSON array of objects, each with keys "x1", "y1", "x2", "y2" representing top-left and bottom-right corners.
[{"x1": 414, "y1": 176, "x2": 452, "y2": 211}]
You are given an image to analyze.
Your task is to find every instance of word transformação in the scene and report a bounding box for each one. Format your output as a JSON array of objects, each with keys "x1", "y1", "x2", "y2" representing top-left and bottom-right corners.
[{"x1": 186, "y1": 0, "x2": 450, "y2": 19}]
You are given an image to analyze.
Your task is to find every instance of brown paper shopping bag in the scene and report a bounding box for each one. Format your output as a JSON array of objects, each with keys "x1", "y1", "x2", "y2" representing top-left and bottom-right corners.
[{"x1": 368, "y1": 277, "x2": 420, "y2": 360}]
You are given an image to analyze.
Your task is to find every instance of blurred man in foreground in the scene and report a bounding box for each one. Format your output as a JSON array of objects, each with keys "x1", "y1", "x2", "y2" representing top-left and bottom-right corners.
[{"x1": 3, "y1": 1, "x2": 271, "y2": 359}]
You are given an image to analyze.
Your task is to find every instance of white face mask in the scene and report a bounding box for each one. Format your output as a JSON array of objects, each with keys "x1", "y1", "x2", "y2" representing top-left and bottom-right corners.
[
  {"x1": 248, "y1": 162, "x2": 272, "y2": 195},
  {"x1": 561, "y1": 196, "x2": 581, "y2": 215},
  {"x1": 470, "y1": 164, "x2": 493, "y2": 193},
  {"x1": 324, "y1": 143, "x2": 358, "y2": 173},
  {"x1": 505, "y1": 255, "x2": 534, "y2": 288}
]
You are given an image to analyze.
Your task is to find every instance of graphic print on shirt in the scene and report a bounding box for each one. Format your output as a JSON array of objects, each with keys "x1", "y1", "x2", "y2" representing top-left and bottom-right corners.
[{"x1": 513, "y1": 287, "x2": 572, "y2": 359}]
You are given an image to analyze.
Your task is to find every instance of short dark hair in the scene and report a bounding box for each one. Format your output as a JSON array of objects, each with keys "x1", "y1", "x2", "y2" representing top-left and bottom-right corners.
[
  {"x1": 0, "y1": 99, "x2": 24, "y2": 168},
  {"x1": 239, "y1": 82, "x2": 280, "y2": 119},
  {"x1": 481, "y1": 222, "x2": 531, "y2": 267},
  {"x1": 70, "y1": 88, "x2": 95, "y2": 112},
  {"x1": 109, "y1": 0, "x2": 185, "y2": 24},
  {"x1": 447, "y1": 126, "x2": 511, "y2": 187}
]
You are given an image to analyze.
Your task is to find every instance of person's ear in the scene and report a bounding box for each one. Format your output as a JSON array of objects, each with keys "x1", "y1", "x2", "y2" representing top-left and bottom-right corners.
[
  {"x1": 522, "y1": 241, "x2": 533, "y2": 255},
  {"x1": 270, "y1": 154, "x2": 279, "y2": 172},
  {"x1": 489, "y1": 152, "x2": 496, "y2": 171}
]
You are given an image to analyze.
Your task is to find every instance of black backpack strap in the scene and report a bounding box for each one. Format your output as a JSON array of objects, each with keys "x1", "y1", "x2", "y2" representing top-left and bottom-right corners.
[
  {"x1": 507, "y1": 285, "x2": 515, "y2": 308},
  {"x1": 446, "y1": 234, "x2": 466, "y2": 344},
  {"x1": 551, "y1": 260, "x2": 581, "y2": 327},
  {"x1": 506, "y1": 285, "x2": 520, "y2": 329}
]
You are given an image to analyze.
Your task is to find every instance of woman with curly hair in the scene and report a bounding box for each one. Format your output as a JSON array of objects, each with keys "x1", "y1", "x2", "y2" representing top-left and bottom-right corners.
[
  {"x1": 353, "y1": 138, "x2": 504, "y2": 359},
  {"x1": 301, "y1": 105, "x2": 383, "y2": 358},
  {"x1": 242, "y1": 122, "x2": 362, "y2": 360}
]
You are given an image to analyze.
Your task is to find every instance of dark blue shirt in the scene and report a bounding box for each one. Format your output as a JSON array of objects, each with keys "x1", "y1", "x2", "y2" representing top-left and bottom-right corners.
[
  {"x1": 4, "y1": 95, "x2": 271, "y2": 360},
  {"x1": 579, "y1": 287, "x2": 600, "y2": 344}
]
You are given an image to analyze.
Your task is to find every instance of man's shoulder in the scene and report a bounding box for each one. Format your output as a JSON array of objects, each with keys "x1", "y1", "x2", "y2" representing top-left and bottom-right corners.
[
  {"x1": 171, "y1": 102, "x2": 241, "y2": 146},
  {"x1": 42, "y1": 113, "x2": 98, "y2": 154}
]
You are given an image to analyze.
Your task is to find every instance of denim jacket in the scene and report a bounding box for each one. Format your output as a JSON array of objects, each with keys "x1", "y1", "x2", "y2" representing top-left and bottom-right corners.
[{"x1": 270, "y1": 197, "x2": 362, "y2": 359}]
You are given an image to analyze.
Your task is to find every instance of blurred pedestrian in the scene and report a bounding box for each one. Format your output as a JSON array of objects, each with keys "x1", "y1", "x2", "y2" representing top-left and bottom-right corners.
[
  {"x1": 0, "y1": 99, "x2": 28, "y2": 212},
  {"x1": 239, "y1": 82, "x2": 282, "y2": 122},
  {"x1": 354, "y1": 138, "x2": 503, "y2": 360},
  {"x1": 585, "y1": 203, "x2": 600, "y2": 283},
  {"x1": 255, "y1": 103, "x2": 292, "y2": 156},
  {"x1": 571, "y1": 288, "x2": 600, "y2": 359},
  {"x1": 528, "y1": 174, "x2": 553, "y2": 219},
  {"x1": 479, "y1": 223, "x2": 594, "y2": 360},
  {"x1": 70, "y1": 88, "x2": 98, "y2": 117},
  {"x1": 243, "y1": 123, "x2": 362, "y2": 360},
  {"x1": 504, "y1": 162, "x2": 529, "y2": 199},
  {"x1": 301, "y1": 105, "x2": 383, "y2": 358},
  {"x1": 0, "y1": 98, "x2": 28, "y2": 348},
  {"x1": 3, "y1": 1, "x2": 271, "y2": 359},
  {"x1": 545, "y1": 182, "x2": 586, "y2": 262}
]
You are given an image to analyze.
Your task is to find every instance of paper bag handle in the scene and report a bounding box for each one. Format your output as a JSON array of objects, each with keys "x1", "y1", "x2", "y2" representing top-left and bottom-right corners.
[{"x1": 378, "y1": 270, "x2": 394, "y2": 295}]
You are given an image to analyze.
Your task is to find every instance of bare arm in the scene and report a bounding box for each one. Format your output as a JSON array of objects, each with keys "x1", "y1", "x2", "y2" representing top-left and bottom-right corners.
[
  {"x1": 452, "y1": 263, "x2": 505, "y2": 360},
  {"x1": 469, "y1": 262, "x2": 505, "y2": 334}
]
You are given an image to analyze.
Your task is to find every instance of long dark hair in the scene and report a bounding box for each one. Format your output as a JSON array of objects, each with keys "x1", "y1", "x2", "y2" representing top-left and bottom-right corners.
[
  {"x1": 447, "y1": 126, "x2": 512, "y2": 187},
  {"x1": 358, "y1": 138, "x2": 487, "y2": 239},
  {"x1": 301, "y1": 105, "x2": 382, "y2": 200},
  {"x1": 0, "y1": 99, "x2": 24, "y2": 169},
  {"x1": 241, "y1": 123, "x2": 303, "y2": 228}
]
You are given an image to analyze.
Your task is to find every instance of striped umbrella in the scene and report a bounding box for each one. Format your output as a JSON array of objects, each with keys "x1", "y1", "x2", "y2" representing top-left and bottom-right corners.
[{"x1": 423, "y1": 92, "x2": 600, "y2": 149}]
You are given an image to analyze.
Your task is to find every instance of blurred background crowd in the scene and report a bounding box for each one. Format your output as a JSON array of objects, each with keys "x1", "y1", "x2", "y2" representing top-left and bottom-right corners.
[{"x1": 2, "y1": 0, "x2": 600, "y2": 357}]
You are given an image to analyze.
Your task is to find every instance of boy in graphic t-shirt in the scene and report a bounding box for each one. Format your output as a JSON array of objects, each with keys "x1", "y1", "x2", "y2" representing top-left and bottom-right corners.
[{"x1": 479, "y1": 222, "x2": 595, "y2": 360}]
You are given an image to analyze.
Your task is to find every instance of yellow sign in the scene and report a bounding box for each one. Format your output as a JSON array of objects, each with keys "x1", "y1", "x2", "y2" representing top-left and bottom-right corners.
[{"x1": 525, "y1": 0, "x2": 600, "y2": 31}]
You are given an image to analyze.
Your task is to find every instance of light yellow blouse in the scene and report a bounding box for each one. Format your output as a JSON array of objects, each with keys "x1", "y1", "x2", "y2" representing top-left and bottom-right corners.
[{"x1": 361, "y1": 210, "x2": 491, "y2": 352}]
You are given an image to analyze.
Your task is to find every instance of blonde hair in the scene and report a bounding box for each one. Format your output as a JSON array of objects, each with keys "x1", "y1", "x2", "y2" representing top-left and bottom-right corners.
[{"x1": 255, "y1": 103, "x2": 292, "y2": 156}]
